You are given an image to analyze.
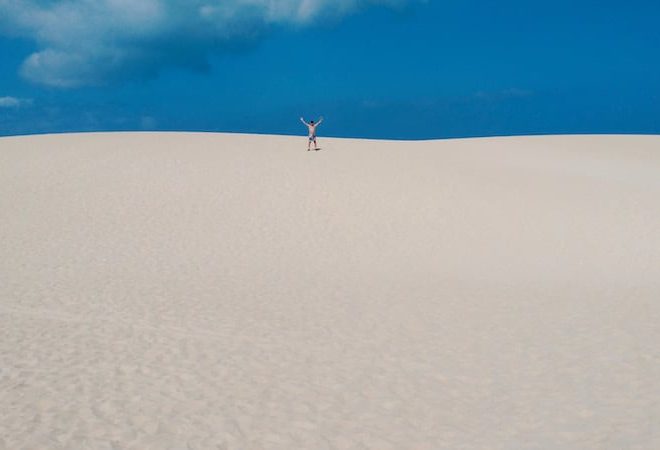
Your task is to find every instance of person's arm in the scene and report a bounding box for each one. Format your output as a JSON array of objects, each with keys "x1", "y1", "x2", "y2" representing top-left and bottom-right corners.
[
  {"x1": 316, "y1": 116, "x2": 324, "y2": 125},
  {"x1": 300, "y1": 117, "x2": 308, "y2": 126}
]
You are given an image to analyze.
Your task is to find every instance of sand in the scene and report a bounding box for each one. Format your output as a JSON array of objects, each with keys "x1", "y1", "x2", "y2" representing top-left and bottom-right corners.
[{"x1": 1, "y1": 132, "x2": 659, "y2": 449}]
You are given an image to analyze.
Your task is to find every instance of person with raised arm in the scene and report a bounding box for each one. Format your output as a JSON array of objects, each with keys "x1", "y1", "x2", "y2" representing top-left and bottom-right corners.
[{"x1": 300, "y1": 116, "x2": 323, "y2": 151}]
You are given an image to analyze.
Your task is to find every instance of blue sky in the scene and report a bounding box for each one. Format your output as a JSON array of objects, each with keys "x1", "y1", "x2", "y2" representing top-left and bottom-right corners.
[{"x1": 1, "y1": 0, "x2": 659, "y2": 139}]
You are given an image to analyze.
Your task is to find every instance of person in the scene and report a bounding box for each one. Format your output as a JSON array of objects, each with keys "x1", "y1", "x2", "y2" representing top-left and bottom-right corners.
[{"x1": 300, "y1": 116, "x2": 323, "y2": 151}]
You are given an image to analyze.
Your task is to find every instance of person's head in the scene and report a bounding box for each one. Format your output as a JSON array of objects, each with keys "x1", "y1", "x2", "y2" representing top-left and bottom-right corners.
[{"x1": 310, "y1": 120, "x2": 314, "y2": 124}]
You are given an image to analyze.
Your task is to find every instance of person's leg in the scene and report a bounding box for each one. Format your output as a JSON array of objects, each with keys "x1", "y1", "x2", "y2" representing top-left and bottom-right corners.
[
  {"x1": 307, "y1": 137, "x2": 311, "y2": 151},
  {"x1": 314, "y1": 138, "x2": 318, "y2": 150}
]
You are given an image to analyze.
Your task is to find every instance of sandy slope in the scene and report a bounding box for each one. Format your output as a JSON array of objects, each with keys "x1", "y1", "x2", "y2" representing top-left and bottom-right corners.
[{"x1": 1, "y1": 132, "x2": 659, "y2": 449}]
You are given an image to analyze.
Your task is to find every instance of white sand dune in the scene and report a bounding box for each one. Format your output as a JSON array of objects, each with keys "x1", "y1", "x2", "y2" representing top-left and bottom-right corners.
[{"x1": 1, "y1": 132, "x2": 659, "y2": 449}]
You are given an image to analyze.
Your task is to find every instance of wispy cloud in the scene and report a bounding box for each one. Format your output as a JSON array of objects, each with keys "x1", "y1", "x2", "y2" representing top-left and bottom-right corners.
[
  {"x1": 0, "y1": 96, "x2": 33, "y2": 108},
  {"x1": 0, "y1": 0, "x2": 416, "y2": 88}
]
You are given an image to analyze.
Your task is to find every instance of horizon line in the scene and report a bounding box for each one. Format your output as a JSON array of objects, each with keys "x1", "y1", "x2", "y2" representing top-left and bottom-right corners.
[{"x1": 2, "y1": 130, "x2": 659, "y2": 142}]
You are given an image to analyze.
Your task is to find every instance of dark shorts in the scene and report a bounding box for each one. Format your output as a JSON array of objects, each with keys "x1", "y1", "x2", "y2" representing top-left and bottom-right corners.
[{"x1": 309, "y1": 135, "x2": 316, "y2": 141}]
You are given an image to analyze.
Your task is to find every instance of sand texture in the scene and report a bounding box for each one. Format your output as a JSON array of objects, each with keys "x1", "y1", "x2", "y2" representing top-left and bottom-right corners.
[{"x1": 1, "y1": 132, "x2": 659, "y2": 449}]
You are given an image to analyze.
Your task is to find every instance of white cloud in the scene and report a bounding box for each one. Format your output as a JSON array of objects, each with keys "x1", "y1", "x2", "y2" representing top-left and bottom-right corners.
[
  {"x1": 0, "y1": 0, "x2": 416, "y2": 87},
  {"x1": 0, "y1": 96, "x2": 33, "y2": 108}
]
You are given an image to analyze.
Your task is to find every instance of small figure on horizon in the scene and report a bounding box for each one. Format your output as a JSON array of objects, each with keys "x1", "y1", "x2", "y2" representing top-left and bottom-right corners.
[{"x1": 300, "y1": 116, "x2": 323, "y2": 151}]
